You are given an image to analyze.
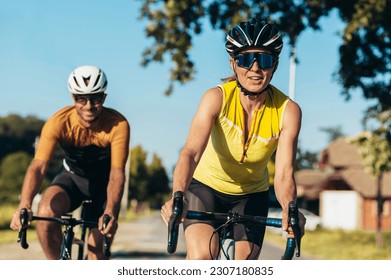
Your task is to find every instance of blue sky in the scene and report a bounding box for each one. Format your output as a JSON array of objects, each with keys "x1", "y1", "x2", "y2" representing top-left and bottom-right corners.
[{"x1": 0, "y1": 1, "x2": 373, "y2": 173}]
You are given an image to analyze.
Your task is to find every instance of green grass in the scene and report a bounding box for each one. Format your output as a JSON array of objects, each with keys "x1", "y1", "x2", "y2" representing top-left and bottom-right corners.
[{"x1": 265, "y1": 228, "x2": 391, "y2": 260}]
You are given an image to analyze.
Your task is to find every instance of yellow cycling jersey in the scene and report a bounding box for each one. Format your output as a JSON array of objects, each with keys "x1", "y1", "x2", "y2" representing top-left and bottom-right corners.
[
  {"x1": 34, "y1": 106, "x2": 130, "y2": 177},
  {"x1": 193, "y1": 81, "x2": 290, "y2": 195}
]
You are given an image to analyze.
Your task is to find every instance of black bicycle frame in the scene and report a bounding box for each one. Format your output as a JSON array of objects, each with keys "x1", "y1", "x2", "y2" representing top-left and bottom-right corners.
[
  {"x1": 167, "y1": 191, "x2": 302, "y2": 260},
  {"x1": 17, "y1": 207, "x2": 111, "y2": 260}
]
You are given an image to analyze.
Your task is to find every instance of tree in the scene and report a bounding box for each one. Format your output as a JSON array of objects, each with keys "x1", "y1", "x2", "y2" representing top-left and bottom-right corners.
[
  {"x1": 0, "y1": 151, "x2": 52, "y2": 204},
  {"x1": 0, "y1": 114, "x2": 64, "y2": 181},
  {"x1": 128, "y1": 145, "x2": 171, "y2": 209},
  {"x1": 331, "y1": 0, "x2": 391, "y2": 115},
  {"x1": 319, "y1": 125, "x2": 345, "y2": 143},
  {"x1": 147, "y1": 154, "x2": 171, "y2": 208},
  {"x1": 138, "y1": 1, "x2": 391, "y2": 117},
  {"x1": 0, "y1": 152, "x2": 32, "y2": 203},
  {"x1": 313, "y1": 0, "x2": 390, "y2": 115},
  {"x1": 0, "y1": 114, "x2": 45, "y2": 159},
  {"x1": 349, "y1": 110, "x2": 391, "y2": 248},
  {"x1": 128, "y1": 145, "x2": 150, "y2": 203},
  {"x1": 139, "y1": 0, "x2": 325, "y2": 95},
  {"x1": 295, "y1": 146, "x2": 319, "y2": 170}
]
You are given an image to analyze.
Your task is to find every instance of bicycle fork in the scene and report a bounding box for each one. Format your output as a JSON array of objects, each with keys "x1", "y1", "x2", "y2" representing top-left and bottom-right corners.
[{"x1": 60, "y1": 226, "x2": 74, "y2": 260}]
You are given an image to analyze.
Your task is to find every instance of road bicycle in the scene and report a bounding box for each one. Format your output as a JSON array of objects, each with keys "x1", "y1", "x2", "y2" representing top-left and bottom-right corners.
[
  {"x1": 167, "y1": 191, "x2": 302, "y2": 260},
  {"x1": 17, "y1": 200, "x2": 111, "y2": 260}
]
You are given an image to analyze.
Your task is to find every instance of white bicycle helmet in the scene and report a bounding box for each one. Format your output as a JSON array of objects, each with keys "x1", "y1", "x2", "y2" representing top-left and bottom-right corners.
[{"x1": 67, "y1": 65, "x2": 107, "y2": 94}]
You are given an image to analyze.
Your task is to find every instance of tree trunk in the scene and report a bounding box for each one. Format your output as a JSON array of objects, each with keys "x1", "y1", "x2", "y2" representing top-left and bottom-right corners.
[{"x1": 376, "y1": 173, "x2": 383, "y2": 248}]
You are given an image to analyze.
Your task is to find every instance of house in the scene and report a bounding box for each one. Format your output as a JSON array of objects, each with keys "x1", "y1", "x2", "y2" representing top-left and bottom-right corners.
[{"x1": 295, "y1": 137, "x2": 391, "y2": 230}]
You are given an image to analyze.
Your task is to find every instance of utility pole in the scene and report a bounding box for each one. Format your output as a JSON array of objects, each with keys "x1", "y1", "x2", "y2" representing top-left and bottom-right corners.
[{"x1": 288, "y1": 45, "x2": 297, "y2": 101}]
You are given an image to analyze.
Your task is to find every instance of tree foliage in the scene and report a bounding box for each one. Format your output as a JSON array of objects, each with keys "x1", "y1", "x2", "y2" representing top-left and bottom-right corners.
[
  {"x1": 319, "y1": 125, "x2": 345, "y2": 143},
  {"x1": 128, "y1": 145, "x2": 171, "y2": 208},
  {"x1": 0, "y1": 152, "x2": 32, "y2": 204},
  {"x1": 330, "y1": 0, "x2": 391, "y2": 114},
  {"x1": 139, "y1": 0, "x2": 325, "y2": 95},
  {"x1": 147, "y1": 154, "x2": 171, "y2": 208},
  {"x1": 350, "y1": 110, "x2": 391, "y2": 176},
  {"x1": 138, "y1": 0, "x2": 391, "y2": 115},
  {"x1": 0, "y1": 114, "x2": 45, "y2": 159}
]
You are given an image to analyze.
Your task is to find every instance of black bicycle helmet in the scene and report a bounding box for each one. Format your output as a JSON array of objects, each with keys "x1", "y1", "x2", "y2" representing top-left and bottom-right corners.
[{"x1": 225, "y1": 18, "x2": 283, "y2": 57}]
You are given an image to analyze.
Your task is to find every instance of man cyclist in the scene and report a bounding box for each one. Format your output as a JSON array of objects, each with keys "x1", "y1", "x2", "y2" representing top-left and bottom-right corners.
[
  {"x1": 161, "y1": 19, "x2": 305, "y2": 259},
  {"x1": 10, "y1": 65, "x2": 130, "y2": 260}
]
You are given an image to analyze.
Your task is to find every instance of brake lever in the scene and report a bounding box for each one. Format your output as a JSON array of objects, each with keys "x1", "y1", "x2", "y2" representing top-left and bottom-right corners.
[
  {"x1": 103, "y1": 214, "x2": 111, "y2": 258},
  {"x1": 18, "y1": 208, "x2": 29, "y2": 249},
  {"x1": 167, "y1": 191, "x2": 184, "y2": 254},
  {"x1": 288, "y1": 201, "x2": 301, "y2": 257}
]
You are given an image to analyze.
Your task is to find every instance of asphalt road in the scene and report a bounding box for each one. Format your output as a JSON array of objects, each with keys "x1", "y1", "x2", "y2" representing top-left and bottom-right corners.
[{"x1": 0, "y1": 211, "x2": 305, "y2": 260}]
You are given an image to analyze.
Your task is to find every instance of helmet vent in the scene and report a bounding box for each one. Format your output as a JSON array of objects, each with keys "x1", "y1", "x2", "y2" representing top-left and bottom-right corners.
[
  {"x1": 92, "y1": 73, "x2": 101, "y2": 88},
  {"x1": 73, "y1": 76, "x2": 80, "y2": 87},
  {"x1": 83, "y1": 76, "x2": 91, "y2": 86}
]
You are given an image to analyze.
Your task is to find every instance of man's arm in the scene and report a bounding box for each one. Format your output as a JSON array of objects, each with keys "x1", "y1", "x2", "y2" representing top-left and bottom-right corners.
[
  {"x1": 104, "y1": 167, "x2": 126, "y2": 218},
  {"x1": 100, "y1": 118, "x2": 130, "y2": 235},
  {"x1": 99, "y1": 167, "x2": 125, "y2": 236}
]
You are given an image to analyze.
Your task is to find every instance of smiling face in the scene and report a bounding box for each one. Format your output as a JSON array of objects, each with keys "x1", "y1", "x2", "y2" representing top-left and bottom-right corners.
[
  {"x1": 72, "y1": 93, "x2": 106, "y2": 127},
  {"x1": 231, "y1": 48, "x2": 278, "y2": 94}
]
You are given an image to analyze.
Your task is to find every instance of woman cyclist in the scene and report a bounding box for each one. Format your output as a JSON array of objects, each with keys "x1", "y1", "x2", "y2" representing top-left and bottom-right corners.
[
  {"x1": 10, "y1": 65, "x2": 130, "y2": 259},
  {"x1": 161, "y1": 18, "x2": 305, "y2": 260}
]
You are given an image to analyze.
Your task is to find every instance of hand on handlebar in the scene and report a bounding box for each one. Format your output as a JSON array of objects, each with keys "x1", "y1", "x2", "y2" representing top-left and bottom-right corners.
[
  {"x1": 99, "y1": 214, "x2": 117, "y2": 238},
  {"x1": 282, "y1": 201, "x2": 304, "y2": 257},
  {"x1": 10, "y1": 207, "x2": 32, "y2": 231},
  {"x1": 284, "y1": 212, "x2": 306, "y2": 239},
  {"x1": 161, "y1": 193, "x2": 188, "y2": 226},
  {"x1": 282, "y1": 206, "x2": 306, "y2": 238}
]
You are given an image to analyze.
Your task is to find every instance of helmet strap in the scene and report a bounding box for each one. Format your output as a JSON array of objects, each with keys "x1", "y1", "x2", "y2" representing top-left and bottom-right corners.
[
  {"x1": 234, "y1": 72, "x2": 270, "y2": 96},
  {"x1": 231, "y1": 61, "x2": 272, "y2": 96}
]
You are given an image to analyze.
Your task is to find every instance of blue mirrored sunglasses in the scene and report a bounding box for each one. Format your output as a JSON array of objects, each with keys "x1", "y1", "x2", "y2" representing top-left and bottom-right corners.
[{"x1": 234, "y1": 52, "x2": 275, "y2": 70}]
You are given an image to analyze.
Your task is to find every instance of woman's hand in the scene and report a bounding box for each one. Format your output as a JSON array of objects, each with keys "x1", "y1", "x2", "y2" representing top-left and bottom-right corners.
[
  {"x1": 282, "y1": 209, "x2": 306, "y2": 238},
  {"x1": 161, "y1": 198, "x2": 174, "y2": 226},
  {"x1": 161, "y1": 195, "x2": 189, "y2": 226}
]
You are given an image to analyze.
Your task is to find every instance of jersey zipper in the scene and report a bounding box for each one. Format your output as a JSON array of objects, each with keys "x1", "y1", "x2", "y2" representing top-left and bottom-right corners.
[{"x1": 239, "y1": 110, "x2": 259, "y2": 164}]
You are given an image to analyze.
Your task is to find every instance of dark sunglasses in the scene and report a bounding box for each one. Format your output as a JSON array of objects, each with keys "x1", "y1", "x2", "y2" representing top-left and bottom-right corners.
[
  {"x1": 234, "y1": 52, "x2": 275, "y2": 70},
  {"x1": 73, "y1": 94, "x2": 106, "y2": 105}
]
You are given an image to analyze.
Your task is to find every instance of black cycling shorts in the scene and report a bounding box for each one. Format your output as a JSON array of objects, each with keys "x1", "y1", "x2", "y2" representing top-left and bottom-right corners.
[
  {"x1": 50, "y1": 169, "x2": 109, "y2": 224},
  {"x1": 184, "y1": 178, "x2": 269, "y2": 247}
]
